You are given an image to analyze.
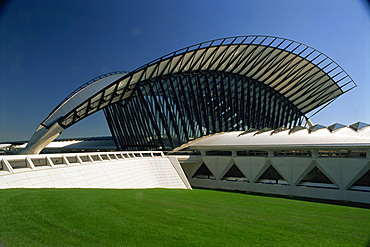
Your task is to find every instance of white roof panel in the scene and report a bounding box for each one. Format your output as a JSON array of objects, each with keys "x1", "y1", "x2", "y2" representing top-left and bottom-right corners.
[{"x1": 189, "y1": 126, "x2": 370, "y2": 149}]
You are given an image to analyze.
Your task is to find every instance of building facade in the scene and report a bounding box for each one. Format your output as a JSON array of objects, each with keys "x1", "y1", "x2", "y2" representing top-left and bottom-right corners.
[
  {"x1": 13, "y1": 35, "x2": 369, "y2": 203},
  {"x1": 20, "y1": 36, "x2": 356, "y2": 154},
  {"x1": 180, "y1": 124, "x2": 370, "y2": 204}
]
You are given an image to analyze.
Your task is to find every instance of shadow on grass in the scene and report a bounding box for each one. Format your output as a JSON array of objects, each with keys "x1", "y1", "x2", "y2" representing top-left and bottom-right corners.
[{"x1": 193, "y1": 187, "x2": 370, "y2": 209}]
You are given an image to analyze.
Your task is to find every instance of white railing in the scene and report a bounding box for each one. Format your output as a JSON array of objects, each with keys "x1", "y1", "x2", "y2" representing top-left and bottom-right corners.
[{"x1": 0, "y1": 151, "x2": 165, "y2": 174}]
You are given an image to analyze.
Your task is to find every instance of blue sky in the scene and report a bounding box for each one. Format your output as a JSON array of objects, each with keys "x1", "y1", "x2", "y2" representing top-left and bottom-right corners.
[{"x1": 1, "y1": 0, "x2": 369, "y2": 141}]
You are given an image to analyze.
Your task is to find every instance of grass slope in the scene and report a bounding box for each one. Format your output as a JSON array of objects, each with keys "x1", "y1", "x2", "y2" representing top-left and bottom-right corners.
[{"x1": 0, "y1": 188, "x2": 369, "y2": 247}]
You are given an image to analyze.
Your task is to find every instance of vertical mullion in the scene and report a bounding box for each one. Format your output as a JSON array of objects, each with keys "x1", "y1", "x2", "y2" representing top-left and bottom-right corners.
[
  {"x1": 195, "y1": 74, "x2": 210, "y2": 134},
  {"x1": 157, "y1": 79, "x2": 182, "y2": 147},
  {"x1": 147, "y1": 83, "x2": 174, "y2": 149},
  {"x1": 212, "y1": 73, "x2": 222, "y2": 132},
  {"x1": 137, "y1": 87, "x2": 165, "y2": 150},
  {"x1": 203, "y1": 73, "x2": 216, "y2": 133},
  {"x1": 187, "y1": 74, "x2": 203, "y2": 136},
  {"x1": 103, "y1": 107, "x2": 120, "y2": 150},
  {"x1": 132, "y1": 95, "x2": 156, "y2": 149},
  {"x1": 245, "y1": 78, "x2": 251, "y2": 128},
  {"x1": 177, "y1": 76, "x2": 196, "y2": 138},
  {"x1": 227, "y1": 75, "x2": 234, "y2": 130},
  {"x1": 168, "y1": 77, "x2": 189, "y2": 142},
  {"x1": 234, "y1": 77, "x2": 240, "y2": 129},
  {"x1": 218, "y1": 73, "x2": 227, "y2": 130},
  {"x1": 260, "y1": 88, "x2": 268, "y2": 128},
  {"x1": 239, "y1": 77, "x2": 245, "y2": 129}
]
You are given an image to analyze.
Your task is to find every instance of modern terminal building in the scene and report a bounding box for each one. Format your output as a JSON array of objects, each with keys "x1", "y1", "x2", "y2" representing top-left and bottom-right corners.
[
  {"x1": 182, "y1": 123, "x2": 370, "y2": 204},
  {"x1": 1, "y1": 36, "x2": 369, "y2": 203}
]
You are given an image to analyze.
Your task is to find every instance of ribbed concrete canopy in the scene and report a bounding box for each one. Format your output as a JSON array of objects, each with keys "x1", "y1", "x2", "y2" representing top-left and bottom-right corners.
[{"x1": 189, "y1": 124, "x2": 370, "y2": 150}]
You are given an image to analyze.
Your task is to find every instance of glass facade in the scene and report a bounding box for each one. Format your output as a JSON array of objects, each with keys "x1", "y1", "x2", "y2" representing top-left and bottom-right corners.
[{"x1": 104, "y1": 72, "x2": 304, "y2": 151}]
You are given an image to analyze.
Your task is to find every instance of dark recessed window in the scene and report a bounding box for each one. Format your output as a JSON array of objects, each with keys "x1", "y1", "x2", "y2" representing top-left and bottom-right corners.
[
  {"x1": 318, "y1": 150, "x2": 349, "y2": 157},
  {"x1": 274, "y1": 150, "x2": 311, "y2": 157},
  {"x1": 237, "y1": 150, "x2": 268, "y2": 157},
  {"x1": 205, "y1": 150, "x2": 232, "y2": 156}
]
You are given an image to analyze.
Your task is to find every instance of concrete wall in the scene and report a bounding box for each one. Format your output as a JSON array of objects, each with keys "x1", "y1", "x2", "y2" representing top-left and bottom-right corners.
[
  {"x1": 180, "y1": 154, "x2": 370, "y2": 204},
  {"x1": 0, "y1": 151, "x2": 191, "y2": 190}
]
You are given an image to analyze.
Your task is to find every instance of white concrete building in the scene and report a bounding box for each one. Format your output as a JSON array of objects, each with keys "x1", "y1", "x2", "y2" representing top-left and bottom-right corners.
[
  {"x1": 2, "y1": 35, "x2": 368, "y2": 204},
  {"x1": 0, "y1": 151, "x2": 191, "y2": 190},
  {"x1": 179, "y1": 123, "x2": 370, "y2": 204}
]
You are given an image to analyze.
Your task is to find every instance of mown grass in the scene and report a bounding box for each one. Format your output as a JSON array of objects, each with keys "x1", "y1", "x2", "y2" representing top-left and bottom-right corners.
[{"x1": 0, "y1": 188, "x2": 369, "y2": 247}]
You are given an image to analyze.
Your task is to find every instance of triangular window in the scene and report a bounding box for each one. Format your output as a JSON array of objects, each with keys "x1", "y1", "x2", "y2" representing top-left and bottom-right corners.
[
  {"x1": 192, "y1": 163, "x2": 215, "y2": 180},
  {"x1": 256, "y1": 165, "x2": 289, "y2": 185},
  {"x1": 221, "y1": 164, "x2": 248, "y2": 182},
  {"x1": 297, "y1": 166, "x2": 338, "y2": 189},
  {"x1": 349, "y1": 169, "x2": 370, "y2": 192}
]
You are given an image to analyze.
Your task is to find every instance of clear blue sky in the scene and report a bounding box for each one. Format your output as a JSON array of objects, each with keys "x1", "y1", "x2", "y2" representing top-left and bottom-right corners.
[{"x1": 1, "y1": 0, "x2": 369, "y2": 141}]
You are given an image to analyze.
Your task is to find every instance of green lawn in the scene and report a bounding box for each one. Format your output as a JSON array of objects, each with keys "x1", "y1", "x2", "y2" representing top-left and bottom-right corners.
[{"x1": 0, "y1": 188, "x2": 369, "y2": 247}]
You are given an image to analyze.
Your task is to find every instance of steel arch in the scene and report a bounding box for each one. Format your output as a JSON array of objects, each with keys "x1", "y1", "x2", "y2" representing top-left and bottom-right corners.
[{"x1": 21, "y1": 35, "x2": 356, "y2": 154}]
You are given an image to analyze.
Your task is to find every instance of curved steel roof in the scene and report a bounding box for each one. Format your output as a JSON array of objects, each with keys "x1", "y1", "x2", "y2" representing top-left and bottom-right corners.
[
  {"x1": 41, "y1": 71, "x2": 128, "y2": 128},
  {"x1": 45, "y1": 35, "x2": 356, "y2": 129},
  {"x1": 22, "y1": 35, "x2": 357, "y2": 154}
]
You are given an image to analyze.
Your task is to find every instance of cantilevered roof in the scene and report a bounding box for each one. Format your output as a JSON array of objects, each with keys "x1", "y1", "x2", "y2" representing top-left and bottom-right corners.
[
  {"x1": 42, "y1": 71, "x2": 128, "y2": 128},
  {"x1": 188, "y1": 123, "x2": 370, "y2": 149},
  {"x1": 15, "y1": 137, "x2": 116, "y2": 150},
  {"x1": 44, "y1": 36, "x2": 356, "y2": 129},
  {"x1": 22, "y1": 35, "x2": 357, "y2": 154}
]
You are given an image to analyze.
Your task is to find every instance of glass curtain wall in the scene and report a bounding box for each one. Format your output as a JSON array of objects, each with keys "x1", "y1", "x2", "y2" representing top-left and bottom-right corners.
[{"x1": 104, "y1": 72, "x2": 304, "y2": 151}]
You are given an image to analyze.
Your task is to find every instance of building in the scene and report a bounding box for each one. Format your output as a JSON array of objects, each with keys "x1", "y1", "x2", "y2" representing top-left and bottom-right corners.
[
  {"x1": 19, "y1": 36, "x2": 356, "y2": 154},
  {"x1": 4, "y1": 35, "x2": 369, "y2": 203},
  {"x1": 180, "y1": 123, "x2": 370, "y2": 203},
  {"x1": 0, "y1": 136, "x2": 116, "y2": 155}
]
